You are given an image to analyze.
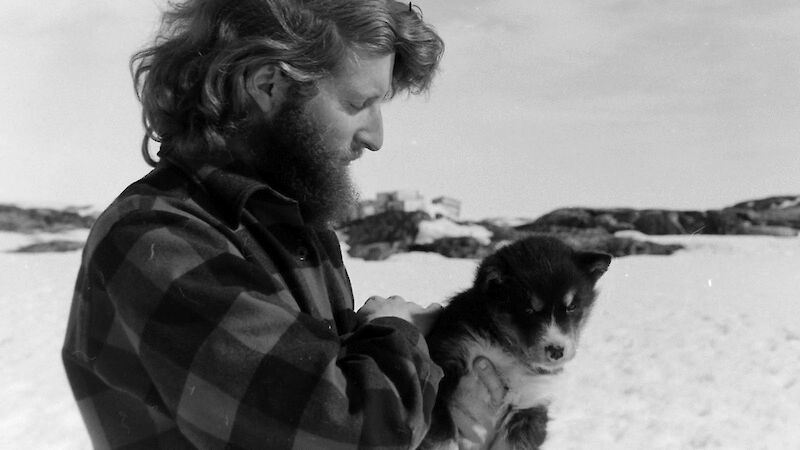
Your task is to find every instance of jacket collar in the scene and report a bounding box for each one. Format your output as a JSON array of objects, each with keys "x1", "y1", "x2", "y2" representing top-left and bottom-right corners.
[{"x1": 158, "y1": 146, "x2": 303, "y2": 228}]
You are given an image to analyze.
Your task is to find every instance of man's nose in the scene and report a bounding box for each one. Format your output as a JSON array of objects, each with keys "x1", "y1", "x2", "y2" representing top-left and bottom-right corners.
[{"x1": 356, "y1": 105, "x2": 383, "y2": 152}]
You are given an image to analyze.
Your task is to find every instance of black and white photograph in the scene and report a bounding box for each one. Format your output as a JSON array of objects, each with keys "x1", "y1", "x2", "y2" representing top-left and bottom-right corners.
[{"x1": 1, "y1": 1, "x2": 799, "y2": 448}]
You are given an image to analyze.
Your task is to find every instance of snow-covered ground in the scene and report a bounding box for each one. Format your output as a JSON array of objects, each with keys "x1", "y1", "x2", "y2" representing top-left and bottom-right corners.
[
  {"x1": 2, "y1": 231, "x2": 799, "y2": 449},
  {"x1": 414, "y1": 219, "x2": 493, "y2": 246}
]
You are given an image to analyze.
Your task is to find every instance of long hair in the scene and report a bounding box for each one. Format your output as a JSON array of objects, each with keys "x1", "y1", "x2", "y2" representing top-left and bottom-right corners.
[{"x1": 131, "y1": 0, "x2": 445, "y2": 165}]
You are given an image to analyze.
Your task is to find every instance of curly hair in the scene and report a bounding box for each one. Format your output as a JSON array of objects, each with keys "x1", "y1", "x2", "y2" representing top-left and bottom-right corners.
[{"x1": 131, "y1": 0, "x2": 445, "y2": 165}]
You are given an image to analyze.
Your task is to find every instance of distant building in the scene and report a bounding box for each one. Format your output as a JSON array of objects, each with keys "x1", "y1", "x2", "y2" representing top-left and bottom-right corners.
[
  {"x1": 375, "y1": 192, "x2": 393, "y2": 206},
  {"x1": 378, "y1": 190, "x2": 424, "y2": 214},
  {"x1": 431, "y1": 196, "x2": 462, "y2": 220},
  {"x1": 345, "y1": 190, "x2": 462, "y2": 222}
]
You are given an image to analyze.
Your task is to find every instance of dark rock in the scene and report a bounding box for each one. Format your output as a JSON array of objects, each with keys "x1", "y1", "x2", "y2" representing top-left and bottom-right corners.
[
  {"x1": 410, "y1": 236, "x2": 494, "y2": 259},
  {"x1": 340, "y1": 194, "x2": 799, "y2": 261},
  {"x1": 521, "y1": 208, "x2": 600, "y2": 232},
  {"x1": 632, "y1": 210, "x2": 686, "y2": 235},
  {"x1": 731, "y1": 195, "x2": 799, "y2": 211},
  {"x1": 675, "y1": 210, "x2": 710, "y2": 235},
  {"x1": 738, "y1": 224, "x2": 798, "y2": 237},
  {"x1": 475, "y1": 220, "x2": 532, "y2": 243},
  {"x1": 534, "y1": 229, "x2": 684, "y2": 257},
  {"x1": 595, "y1": 213, "x2": 636, "y2": 233},
  {"x1": 11, "y1": 240, "x2": 85, "y2": 253},
  {"x1": 516, "y1": 201, "x2": 800, "y2": 238},
  {"x1": 723, "y1": 195, "x2": 800, "y2": 229},
  {"x1": 704, "y1": 209, "x2": 742, "y2": 235},
  {"x1": 757, "y1": 206, "x2": 800, "y2": 228},
  {"x1": 347, "y1": 241, "x2": 401, "y2": 261},
  {"x1": 339, "y1": 210, "x2": 430, "y2": 256},
  {"x1": 0, "y1": 204, "x2": 95, "y2": 233}
]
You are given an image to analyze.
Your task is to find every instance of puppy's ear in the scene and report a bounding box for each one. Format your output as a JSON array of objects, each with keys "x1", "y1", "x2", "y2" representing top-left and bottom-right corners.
[
  {"x1": 575, "y1": 251, "x2": 612, "y2": 283},
  {"x1": 475, "y1": 258, "x2": 505, "y2": 293}
]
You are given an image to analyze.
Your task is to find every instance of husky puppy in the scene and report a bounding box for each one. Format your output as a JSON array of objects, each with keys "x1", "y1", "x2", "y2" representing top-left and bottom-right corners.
[{"x1": 421, "y1": 236, "x2": 611, "y2": 449}]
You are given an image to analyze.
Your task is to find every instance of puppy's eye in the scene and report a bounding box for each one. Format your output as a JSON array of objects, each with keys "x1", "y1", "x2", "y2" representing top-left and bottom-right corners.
[
  {"x1": 566, "y1": 304, "x2": 578, "y2": 313},
  {"x1": 525, "y1": 307, "x2": 535, "y2": 315}
]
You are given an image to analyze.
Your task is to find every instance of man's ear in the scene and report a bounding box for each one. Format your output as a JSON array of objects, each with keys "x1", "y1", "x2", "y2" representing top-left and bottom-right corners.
[{"x1": 246, "y1": 65, "x2": 290, "y2": 117}]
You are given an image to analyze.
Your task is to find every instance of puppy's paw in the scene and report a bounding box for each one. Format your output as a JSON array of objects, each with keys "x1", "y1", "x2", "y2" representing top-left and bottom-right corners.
[{"x1": 504, "y1": 406, "x2": 549, "y2": 450}]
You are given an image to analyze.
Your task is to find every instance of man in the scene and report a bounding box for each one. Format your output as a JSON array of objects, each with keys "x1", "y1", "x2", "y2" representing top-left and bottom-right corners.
[{"x1": 63, "y1": 1, "x2": 505, "y2": 448}]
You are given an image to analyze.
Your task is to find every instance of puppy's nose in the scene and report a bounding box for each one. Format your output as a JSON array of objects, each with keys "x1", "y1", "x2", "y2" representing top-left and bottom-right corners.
[{"x1": 545, "y1": 344, "x2": 564, "y2": 361}]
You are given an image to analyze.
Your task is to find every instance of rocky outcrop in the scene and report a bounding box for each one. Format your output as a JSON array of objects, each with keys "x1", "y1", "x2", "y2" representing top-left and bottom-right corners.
[
  {"x1": 339, "y1": 210, "x2": 430, "y2": 260},
  {"x1": 731, "y1": 195, "x2": 800, "y2": 229},
  {"x1": 545, "y1": 229, "x2": 683, "y2": 257},
  {"x1": 519, "y1": 208, "x2": 701, "y2": 235},
  {"x1": 0, "y1": 204, "x2": 95, "y2": 253},
  {"x1": 341, "y1": 211, "x2": 685, "y2": 260},
  {"x1": 340, "y1": 195, "x2": 800, "y2": 260},
  {"x1": 732, "y1": 195, "x2": 800, "y2": 212},
  {"x1": 0, "y1": 204, "x2": 95, "y2": 233},
  {"x1": 346, "y1": 241, "x2": 403, "y2": 261},
  {"x1": 517, "y1": 196, "x2": 800, "y2": 238},
  {"x1": 11, "y1": 240, "x2": 85, "y2": 253},
  {"x1": 410, "y1": 236, "x2": 494, "y2": 259}
]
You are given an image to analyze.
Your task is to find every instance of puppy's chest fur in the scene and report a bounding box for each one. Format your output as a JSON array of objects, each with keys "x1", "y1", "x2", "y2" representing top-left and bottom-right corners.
[
  {"x1": 457, "y1": 333, "x2": 559, "y2": 410},
  {"x1": 420, "y1": 236, "x2": 611, "y2": 450}
]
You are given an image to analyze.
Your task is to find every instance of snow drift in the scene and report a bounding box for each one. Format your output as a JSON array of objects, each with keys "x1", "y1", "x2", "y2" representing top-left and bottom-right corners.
[{"x1": 2, "y1": 231, "x2": 799, "y2": 449}]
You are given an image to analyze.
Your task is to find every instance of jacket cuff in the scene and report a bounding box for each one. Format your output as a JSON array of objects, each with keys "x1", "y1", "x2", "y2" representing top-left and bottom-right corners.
[{"x1": 366, "y1": 317, "x2": 430, "y2": 353}]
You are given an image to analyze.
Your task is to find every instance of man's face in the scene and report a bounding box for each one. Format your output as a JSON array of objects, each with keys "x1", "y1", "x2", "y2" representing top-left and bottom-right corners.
[
  {"x1": 304, "y1": 51, "x2": 394, "y2": 160},
  {"x1": 248, "y1": 52, "x2": 394, "y2": 226}
]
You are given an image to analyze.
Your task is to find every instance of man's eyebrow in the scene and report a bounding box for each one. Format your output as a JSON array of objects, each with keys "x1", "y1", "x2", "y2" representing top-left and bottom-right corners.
[
  {"x1": 344, "y1": 87, "x2": 390, "y2": 101},
  {"x1": 343, "y1": 91, "x2": 390, "y2": 108}
]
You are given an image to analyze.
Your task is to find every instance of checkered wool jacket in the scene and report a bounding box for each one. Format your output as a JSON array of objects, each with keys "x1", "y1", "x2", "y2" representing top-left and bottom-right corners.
[{"x1": 62, "y1": 150, "x2": 443, "y2": 449}]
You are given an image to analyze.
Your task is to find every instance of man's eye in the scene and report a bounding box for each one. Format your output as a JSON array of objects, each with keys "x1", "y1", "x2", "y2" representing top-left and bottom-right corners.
[{"x1": 347, "y1": 100, "x2": 368, "y2": 112}]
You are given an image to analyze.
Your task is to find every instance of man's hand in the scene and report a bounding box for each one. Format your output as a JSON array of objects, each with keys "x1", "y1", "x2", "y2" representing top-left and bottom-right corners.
[
  {"x1": 356, "y1": 295, "x2": 442, "y2": 335},
  {"x1": 450, "y1": 357, "x2": 510, "y2": 450}
]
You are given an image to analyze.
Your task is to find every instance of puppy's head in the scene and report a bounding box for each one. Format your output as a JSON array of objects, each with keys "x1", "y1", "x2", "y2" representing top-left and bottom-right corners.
[{"x1": 475, "y1": 236, "x2": 611, "y2": 373}]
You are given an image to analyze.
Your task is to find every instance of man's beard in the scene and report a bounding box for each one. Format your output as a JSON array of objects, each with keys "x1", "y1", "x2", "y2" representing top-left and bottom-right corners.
[{"x1": 244, "y1": 98, "x2": 359, "y2": 228}]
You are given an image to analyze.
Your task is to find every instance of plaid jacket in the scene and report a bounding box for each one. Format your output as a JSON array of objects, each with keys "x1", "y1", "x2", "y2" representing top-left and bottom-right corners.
[{"x1": 62, "y1": 152, "x2": 443, "y2": 449}]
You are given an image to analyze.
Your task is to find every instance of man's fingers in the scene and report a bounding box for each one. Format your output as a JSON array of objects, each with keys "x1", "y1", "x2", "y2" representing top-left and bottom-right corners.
[
  {"x1": 473, "y1": 357, "x2": 507, "y2": 407},
  {"x1": 358, "y1": 296, "x2": 443, "y2": 334},
  {"x1": 450, "y1": 402, "x2": 491, "y2": 444}
]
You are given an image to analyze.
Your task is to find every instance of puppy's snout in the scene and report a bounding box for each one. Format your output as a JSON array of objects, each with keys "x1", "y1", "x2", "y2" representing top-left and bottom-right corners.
[{"x1": 545, "y1": 344, "x2": 564, "y2": 361}]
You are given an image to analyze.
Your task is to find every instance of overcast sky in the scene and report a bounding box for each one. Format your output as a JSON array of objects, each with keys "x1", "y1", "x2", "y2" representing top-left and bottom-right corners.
[{"x1": 2, "y1": 0, "x2": 799, "y2": 219}]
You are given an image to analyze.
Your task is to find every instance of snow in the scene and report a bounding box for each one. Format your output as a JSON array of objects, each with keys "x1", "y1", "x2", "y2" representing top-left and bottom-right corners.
[
  {"x1": 0, "y1": 231, "x2": 90, "y2": 450},
  {"x1": 2, "y1": 232, "x2": 799, "y2": 449},
  {"x1": 777, "y1": 198, "x2": 800, "y2": 209},
  {"x1": 414, "y1": 219, "x2": 493, "y2": 246}
]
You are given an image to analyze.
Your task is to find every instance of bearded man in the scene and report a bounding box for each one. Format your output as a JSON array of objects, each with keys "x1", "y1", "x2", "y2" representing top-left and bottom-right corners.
[{"x1": 62, "y1": 1, "x2": 506, "y2": 449}]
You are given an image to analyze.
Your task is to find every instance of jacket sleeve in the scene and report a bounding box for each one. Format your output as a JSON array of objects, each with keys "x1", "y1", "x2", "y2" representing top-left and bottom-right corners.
[{"x1": 90, "y1": 208, "x2": 443, "y2": 449}]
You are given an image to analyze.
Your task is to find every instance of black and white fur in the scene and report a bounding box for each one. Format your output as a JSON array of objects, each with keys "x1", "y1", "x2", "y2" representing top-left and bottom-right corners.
[{"x1": 420, "y1": 236, "x2": 611, "y2": 449}]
